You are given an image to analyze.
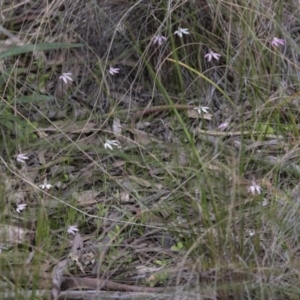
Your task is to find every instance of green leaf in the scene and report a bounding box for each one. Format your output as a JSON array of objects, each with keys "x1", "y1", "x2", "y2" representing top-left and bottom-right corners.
[
  {"x1": 0, "y1": 114, "x2": 26, "y2": 124},
  {"x1": 177, "y1": 241, "x2": 183, "y2": 249},
  {"x1": 0, "y1": 67, "x2": 27, "y2": 89},
  {"x1": 0, "y1": 43, "x2": 83, "y2": 59},
  {"x1": 155, "y1": 260, "x2": 166, "y2": 266},
  {"x1": 255, "y1": 122, "x2": 274, "y2": 134},
  {"x1": 0, "y1": 119, "x2": 14, "y2": 131},
  {"x1": 171, "y1": 241, "x2": 184, "y2": 251}
]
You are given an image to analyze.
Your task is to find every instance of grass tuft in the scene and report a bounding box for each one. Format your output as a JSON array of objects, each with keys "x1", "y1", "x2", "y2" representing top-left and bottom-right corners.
[{"x1": 1, "y1": 0, "x2": 300, "y2": 299}]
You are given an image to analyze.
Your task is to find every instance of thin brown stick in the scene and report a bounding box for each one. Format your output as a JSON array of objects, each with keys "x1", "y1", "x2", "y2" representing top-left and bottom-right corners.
[{"x1": 62, "y1": 277, "x2": 177, "y2": 293}]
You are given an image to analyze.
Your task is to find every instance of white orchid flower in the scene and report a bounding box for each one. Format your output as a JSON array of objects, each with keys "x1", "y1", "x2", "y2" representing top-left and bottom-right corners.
[
  {"x1": 67, "y1": 225, "x2": 79, "y2": 235},
  {"x1": 39, "y1": 178, "x2": 52, "y2": 190},
  {"x1": 194, "y1": 106, "x2": 210, "y2": 114},
  {"x1": 174, "y1": 27, "x2": 189, "y2": 38},
  {"x1": 16, "y1": 153, "x2": 29, "y2": 164},
  {"x1": 204, "y1": 50, "x2": 221, "y2": 62},
  {"x1": 153, "y1": 34, "x2": 167, "y2": 45},
  {"x1": 108, "y1": 66, "x2": 120, "y2": 75},
  {"x1": 59, "y1": 72, "x2": 73, "y2": 84},
  {"x1": 16, "y1": 203, "x2": 27, "y2": 213},
  {"x1": 248, "y1": 181, "x2": 262, "y2": 195},
  {"x1": 104, "y1": 140, "x2": 121, "y2": 150}
]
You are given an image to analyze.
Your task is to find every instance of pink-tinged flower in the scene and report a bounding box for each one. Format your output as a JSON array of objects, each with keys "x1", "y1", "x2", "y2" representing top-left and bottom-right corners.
[
  {"x1": 218, "y1": 121, "x2": 229, "y2": 131},
  {"x1": 248, "y1": 181, "x2": 262, "y2": 195},
  {"x1": 204, "y1": 50, "x2": 221, "y2": 62},
  {"x1": 108, "y1": 66, "x2": 120, "y2": 75},
  {"x1": 16, "y1": 203, "x2": 27, "y2": 213},
  {"x1": 59, "y1": 72, "x2": 73, "y2": 84},
  {"x1": 67, "y1": 225, "x2": 79, "y2": 235},
  {"x1": 174, "y1": 27, "x2": 189, "y2": 38},
  {"x1": 16, "y1": 153, "x2": 29, "y2": 164},
  {"x1": 152, "y1": 34, "x2": 167, "y2": 46},
  {"x1": 271, "y1": 37, "x2": 285, "y2": 47}
]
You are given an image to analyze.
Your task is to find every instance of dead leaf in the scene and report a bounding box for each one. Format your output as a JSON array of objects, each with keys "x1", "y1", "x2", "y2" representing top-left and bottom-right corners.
[
  {"x1": 63, "y1": 122, "x2": 96, "y2": 133},
  {"x1": 137, "y1": 266, "x2": 164, "y2": 274},
  {"x1": 113, "y1": 118, "x2": 122, "y2": 136},
  {"x1": 52, "y1": 258, "x2": 68, "y2": 300},
  {"x1": 147, "y1": 274, "x2": 156, "y2": 285},
  {"x1": 52, "y1": 232, "x2": 85, "y2": 299},
  {"x1": 129, "y1": 176, "x2": 152, "y2": 188},
  {"x1": 75, "y1": 190, "x2": 100, "y2": 206},
  {"x1": 111, "y1": 91, "x2": 138, "y2": 107},
  {"x1": 153, "y1": 183, "x2": 163, "y2": 190},
  {"x1": 7, "y1": 191, "x2": 26, "y2": 203},
  {"x1": 136, "y1": 121, "x2": 151, "y2": 129},
  {"x1": 112, "y1": 160, "x2": 126, "y2": 168},
  {"x1": 188, "y1": 109, "x2": 212, "y2": 120},
  {"x1": 71, "y1": 232, "x2": 84, "y2": 259},
  {"x1": 126, "y1": 128, "x2": 152, "y2": 145},
  {"x1": 69, "y1": 253, "x2": 85, "y2": 274},
  {"x1": 38, "y1": 149, "x2": 46, "y2": 165},
  {"x1": 69, "y1": 232, "x2": 85, "y2": 274},
  {"x1": 120, "y1": 191, "x2": 130, "y2": 202},
  {"x1": 207, "y1": 163, "x2": 221, "y2": 171},
  {"x1": 36, "y1": 130, "x2": 48, "y2": 138},
  {"x1": 82, "y1": 252, "x2": 96, "y2": 266},
  {"x1": 0, "y1": 224, "x2": 31, "y2": 248}
]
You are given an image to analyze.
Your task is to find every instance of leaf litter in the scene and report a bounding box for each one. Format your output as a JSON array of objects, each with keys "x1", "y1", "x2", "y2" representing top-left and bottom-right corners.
[{"x1": 1, "y1": 1, "x2": 300, "y2": 299}]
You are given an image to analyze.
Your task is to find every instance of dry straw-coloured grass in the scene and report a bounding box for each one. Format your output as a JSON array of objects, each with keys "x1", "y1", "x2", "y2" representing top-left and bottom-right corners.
[{"x1": 1, "y1": 0, "x2": 300, "y2": 299}]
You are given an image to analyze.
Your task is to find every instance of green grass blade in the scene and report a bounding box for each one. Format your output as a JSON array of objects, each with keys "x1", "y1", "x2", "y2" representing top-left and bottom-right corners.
[{"x1": 0, "y1": 43, "x2": 83, "y2": 59}]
